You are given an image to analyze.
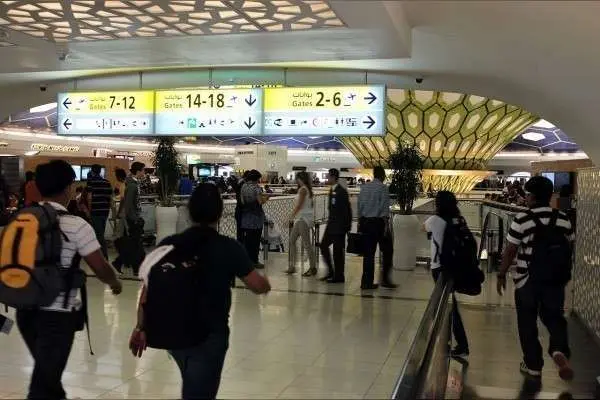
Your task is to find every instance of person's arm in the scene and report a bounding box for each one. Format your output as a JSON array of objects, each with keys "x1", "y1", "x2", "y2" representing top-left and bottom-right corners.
[
  {"x1": 497, "y1": 217, "x2": 524, "y2": 295},
  {"x1": 123, "y1": 183, "x2": 137, "y2": 221},
  {"x1": 129, "y1": 285, "x2": 147, "y2": 357},
  {"x1": 290, "y1": 187, "x2": 307, "y2": 220},
  {"x1": 84, "y1": 250, "x2": 122, "y2": 293},
  {"x1": 357, "y1": 186, "x2": 365, "y2": 218},
  {"x1": 242, "y1": 270, "x2": 271, "y2": 294}
]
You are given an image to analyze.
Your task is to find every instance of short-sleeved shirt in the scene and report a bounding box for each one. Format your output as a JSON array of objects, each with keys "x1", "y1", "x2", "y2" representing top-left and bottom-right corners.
[
  {"x1": 424, "y1": 215, "x2": 447, "y2": 270},
  {"x1": 41, "y1": 201, "x2": 101, "y2": 311},
  {"x1": 87, "y1": 175, "x2": 113, "y2": 217},
  {"x1": 240, "y1": 182, "x2": 265, "y2": 229},
  {"x1": 138, "y1": 226, "x2": 254, "y2": 332},
  {"x1": 507, "y1": 207, "x2": 575, "y2": 289},
  {"x1": 358, "y1": 179, "x2": 390, "y2": 218}
]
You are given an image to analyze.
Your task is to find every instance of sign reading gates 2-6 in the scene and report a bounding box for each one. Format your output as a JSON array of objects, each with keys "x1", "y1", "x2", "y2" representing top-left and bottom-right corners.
[
  {"x1": 263, "y1": 85, "x2": 385, "y2": 136},
  {"x1": 154, "y1": 88, "x2": 263, "y2": 136},
  {"x1": 57, "y1": 91, "x2": 155, "y2": 136}
]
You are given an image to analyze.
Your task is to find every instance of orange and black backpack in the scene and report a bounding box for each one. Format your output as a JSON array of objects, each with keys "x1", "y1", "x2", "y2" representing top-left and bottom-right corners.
[{"x1": 0, "y1": 203, "x2": 71, "y2": 308}]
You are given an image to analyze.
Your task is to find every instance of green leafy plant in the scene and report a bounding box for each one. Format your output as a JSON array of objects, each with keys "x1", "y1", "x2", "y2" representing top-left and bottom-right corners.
[
  {"x1": 388, "y1": 143, "x2": 424, "y2": 214},
  {"x1": 153, "y1": 137, "x2": 181, "y2": 207}
]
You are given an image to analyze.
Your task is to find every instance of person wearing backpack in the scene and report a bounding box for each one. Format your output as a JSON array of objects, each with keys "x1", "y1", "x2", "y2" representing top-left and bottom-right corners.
[
  {"x1": 424, "y1": 191, "x2": 478, "y2": 359},
  {"x1": 498, "y1": 176, "x2": 575, "y2": 381},
  {"x1": 0, "y1": 160, "x2": 122, "y2": 400},
  {"x1": 128, "y1": 183, "x2": 271, "y2": 399}
]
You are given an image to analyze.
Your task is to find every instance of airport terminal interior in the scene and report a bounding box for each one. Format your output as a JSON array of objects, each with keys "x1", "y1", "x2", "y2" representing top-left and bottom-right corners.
[{"x1": 2, "y1": 1, "x2": 600, "y2": 399}]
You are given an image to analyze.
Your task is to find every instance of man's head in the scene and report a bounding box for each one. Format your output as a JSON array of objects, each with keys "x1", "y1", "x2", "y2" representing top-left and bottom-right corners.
[
  {"x1": 373, "y1": 166, "x2": 386, "y2": 182},
  {"x1": 524, "y1": 176, "x2": 554, "y2": 208},
  {"x1": 130, "y1": 162, "x2": 145, "y2": 179},
  {"x1": 327, "y1": 168, "x2": 340, "y2": 185},
  {"x1": 35, "y1": 160, "x2": 76, "y2": 206},
  {"x1": 246, "y1": 169, "x2": 261, "y2": 183},
  {"x1": 188, "y1": 183, "x2": 223, "y2": 227},
  {"x1": 91, "y1": 164, "x2": 102, "y2": 177}
]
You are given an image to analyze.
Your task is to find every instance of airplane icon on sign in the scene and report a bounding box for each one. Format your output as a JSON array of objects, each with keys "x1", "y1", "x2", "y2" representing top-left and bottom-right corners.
[{"x1": 348, "y1": 93, "x2": 356, "y2": 100}]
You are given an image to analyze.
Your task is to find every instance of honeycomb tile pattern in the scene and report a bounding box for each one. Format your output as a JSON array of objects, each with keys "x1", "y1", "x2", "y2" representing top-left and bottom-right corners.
[
  {"x1": 341, "y1": 89, "x2": 539, "y2": 170},
  {"x1": 0, "y1": 0, "x2": 344, "y2": 42},
  {"x1": 421, "y1": 170, "x2": 493, "y2": 194},
  {"x1": 573, "y1": 168, "x2": 600, "y2": 340}
]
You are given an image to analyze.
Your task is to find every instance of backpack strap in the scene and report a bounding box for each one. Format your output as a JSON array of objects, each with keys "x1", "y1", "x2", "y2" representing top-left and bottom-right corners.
[
  {"x1": 528, "y1": 210, "x2": 544, "y2": 229},
  {"x1": 549, "y1": 209, "x2": 559, "y2": 228}
]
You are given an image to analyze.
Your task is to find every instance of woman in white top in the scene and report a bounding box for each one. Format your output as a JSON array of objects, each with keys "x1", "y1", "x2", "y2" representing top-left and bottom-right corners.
[{"x1": 287, "y1": 171, "x2": 317, "y2": 276}]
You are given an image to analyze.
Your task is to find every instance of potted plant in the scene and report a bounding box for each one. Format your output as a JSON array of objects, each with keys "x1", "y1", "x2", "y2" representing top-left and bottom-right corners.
[
  {"x1": 388, "y1": 143, "x2": 424, "y2": 270},
  {"x1": 153, "y1": 137, "x2": 181, "y2": 243}
]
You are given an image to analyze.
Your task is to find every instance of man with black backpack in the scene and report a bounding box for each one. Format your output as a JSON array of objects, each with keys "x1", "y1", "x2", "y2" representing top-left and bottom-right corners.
[
  {"x1": 0, "y1": 160, "x2": 122, "y2": 400},
  {"x1": 128, "y1": 183, "x2": 271, "y2": 399},
  {"x1": 498, "y1": 176, "x2": 575, "y2": 381}
]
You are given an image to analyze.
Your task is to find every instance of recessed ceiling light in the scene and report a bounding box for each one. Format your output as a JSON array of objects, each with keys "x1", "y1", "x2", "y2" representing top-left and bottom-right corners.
[
  {"x1": 532, "y1": 119, "x2": 555, "y2": 129},
  {"x1": 522, "y1": 132, "x2": 546, "y2": 142},
  {"x1": 24, "y1": 150, "x2": 40, "y2": 156},
  {"x1": 29, "y1": 103, "x2": 57, "y2": 113}
]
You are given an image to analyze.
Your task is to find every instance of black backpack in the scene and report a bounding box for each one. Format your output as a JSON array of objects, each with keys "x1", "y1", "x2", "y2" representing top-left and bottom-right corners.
[
  {"x1": 143, "y1": 240, "x2": 211, "y2": 350},
  {"x1": 528, "y1": 210, "x2": 572, "y2": 285},
  {"x1": 440, "y1": 216, "x2": 484, "y2": 296}
]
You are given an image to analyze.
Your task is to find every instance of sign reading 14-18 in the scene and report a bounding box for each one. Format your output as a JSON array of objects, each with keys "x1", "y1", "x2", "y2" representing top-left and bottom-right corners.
[
  {"x1": 57, "y1": 91, "x2": 155, "y2": 136},
  {"x1": 155, "y1": 88, "x2": 263, "y2": 136},
  {"x1": 263, "y1": 85, "x2": 385, "y2": 136}
]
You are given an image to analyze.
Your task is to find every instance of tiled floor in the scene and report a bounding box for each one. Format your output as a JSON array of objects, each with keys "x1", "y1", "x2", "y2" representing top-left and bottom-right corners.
[
  {"x1": 0, "y1": 253, "x2": 429, "y2": 399},
  {"x1": 1, "y1": 249, "x2": 598, "y2": 399}
]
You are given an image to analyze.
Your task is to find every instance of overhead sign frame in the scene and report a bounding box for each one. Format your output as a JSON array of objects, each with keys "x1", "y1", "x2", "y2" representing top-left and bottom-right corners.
[
  {"x1": 154, "y1": 88, "x2": 263, "y2": 136},
  {"x1": 57, "y1": 90, "x2": 155, "y2": 136},
  {"x1": 262, "y1": 85, "x2": 386, "y2": 137}
]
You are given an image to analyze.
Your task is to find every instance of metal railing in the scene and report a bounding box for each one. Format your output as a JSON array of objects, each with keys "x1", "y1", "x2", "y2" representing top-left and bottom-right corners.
[{"x1": 392, "y1": 276, "x2": 454, "y2": 399}]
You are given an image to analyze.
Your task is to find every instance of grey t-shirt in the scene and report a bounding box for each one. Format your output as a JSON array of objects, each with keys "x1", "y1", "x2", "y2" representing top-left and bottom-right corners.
[{"x1": 240, "y1": 182, "x2": 265, "y2": 229}]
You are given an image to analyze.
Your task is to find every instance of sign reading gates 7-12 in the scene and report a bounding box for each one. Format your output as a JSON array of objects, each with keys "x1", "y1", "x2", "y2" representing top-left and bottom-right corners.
[
  {"x1": 154, "y1": 88, "x2": 263, "y2": 136},
  {"x1": 57, "y1": 91, "x2": 155, "y2": 136},
  {"x1": 263, "y1": 85, "x2": 385, "y2": 136}
]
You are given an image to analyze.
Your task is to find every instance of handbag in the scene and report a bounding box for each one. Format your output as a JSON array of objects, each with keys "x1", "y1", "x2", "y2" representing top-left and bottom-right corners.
[{"x1": 347, "y1": 232, "x2": 364, "y2": 255}]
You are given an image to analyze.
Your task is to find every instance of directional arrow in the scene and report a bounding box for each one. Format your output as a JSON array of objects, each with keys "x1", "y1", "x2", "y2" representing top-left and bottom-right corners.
[
  {"x1": 244, "y1": 116, "x2": 256, "y2": 130},
  {"x1": 63, "y1": 118, "x2": 72, "y2": 130},
  {"x1": 363, "y1": 116, "x2": 375, "y2": 129},
  {"x1": 245, "y1": 94, "x2": 257, "y2": 107},
  {"x1": 62, "y1": 98, "x2": 72, "y2": 109},
  {"x1": 364, "y1": 92, "x2": 377, "y2": 105}
]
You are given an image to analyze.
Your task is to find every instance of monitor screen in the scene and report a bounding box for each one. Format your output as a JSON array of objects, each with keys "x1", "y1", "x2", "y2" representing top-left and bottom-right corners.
[
  {"x1": 198, "y1": 167, "x2": 211, "y2": 177},
  {"x1": 80, "y1": 166, "x2": 106, "y2": 181},
  {"x1": 554, "y1": 172, "x2": 572, "y2": 191}
]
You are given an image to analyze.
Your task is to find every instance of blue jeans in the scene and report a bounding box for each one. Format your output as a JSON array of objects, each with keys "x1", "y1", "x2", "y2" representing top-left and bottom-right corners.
[
  {"x1": 168, "y1": 332, "x2": 229, "y2": 399},
  {"x1": 90, "y1": 215, "x2": 108, "y2": 257}
]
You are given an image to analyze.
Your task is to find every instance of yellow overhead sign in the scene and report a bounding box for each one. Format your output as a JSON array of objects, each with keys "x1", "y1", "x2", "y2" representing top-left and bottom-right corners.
[
  {"x1": 59, "y1": 91, "x2": 154, "y2": 114},
  {"x1": 264, "y1": 86, "x2": 382, "y2": 111},
  {"x1": 155, "y1": 88, "x2": 260, "y2": 112}
]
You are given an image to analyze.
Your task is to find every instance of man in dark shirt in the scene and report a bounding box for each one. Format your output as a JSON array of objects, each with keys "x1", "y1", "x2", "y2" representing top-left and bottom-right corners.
[
  {"x1": 86, "y1": 164, "x2": 112, "y2": 257},
  {"x1": 129, "y1": 183, "x2": 270, "y2": 399}
]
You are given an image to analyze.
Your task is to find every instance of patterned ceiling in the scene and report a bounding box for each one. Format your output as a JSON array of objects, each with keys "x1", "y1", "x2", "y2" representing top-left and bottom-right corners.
[
  {"x1": 504, "y1": 124, "x2": 579, "y2": 153},
  {"x1": 341, "y1": 89, "x2": 539, "y2": 170},
  {"x1": 0, "y1": 0, "x2": 344, "y2": 42}
]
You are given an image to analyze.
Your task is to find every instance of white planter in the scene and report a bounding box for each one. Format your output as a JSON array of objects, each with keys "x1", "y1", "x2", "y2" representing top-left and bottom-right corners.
[
  {"x1": 393, "y1": 214, "x2": 420, "y2": 271},
  {"x1": 155, "y1": 206, "x2": 178, "y2": 244},
  {"x1": 176, "y1": 205, "x2": 192, "y2": 233}
]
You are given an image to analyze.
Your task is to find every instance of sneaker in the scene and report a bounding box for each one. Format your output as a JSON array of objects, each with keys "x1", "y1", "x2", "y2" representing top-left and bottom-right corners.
[
  {"x1": 520, "y1": 361, "x2": 542, "y2": 378},
  {"x1": 450, "y1": 348, "x2": 469, "y2": 358},
  {"x1": 552, "y1": 352, "x2": 574, "y2": 381}
]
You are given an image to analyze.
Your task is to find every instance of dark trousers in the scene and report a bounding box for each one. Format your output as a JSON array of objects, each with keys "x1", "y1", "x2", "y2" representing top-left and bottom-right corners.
[
  {"x1": 360, "y1": 217, "x2": 393, "y2": 286},
  {"x1": 432, "y1": 269, "x2": 469, "y2": 351},
  {"x1": 515, "y1": 281, "x2": 570, "y2": 370},
  {"x1": 90, "y1": 214, "x2": 108, "y2": 258},
  {"x1": 320, "y1": 227, "x2": 346, "y2": 279},
  {"x1": 17, "y1": 310, "x2": 79, "y2": 400},
  {"x1": 169, "y1": 332, "x2": 229, "y2": 400},
  {"x1": 241, "y1": 228, "x2": 262, "y2": 264},
  {"x1": 127, "y1": 218, "x2": 146, "y2": 274},
  {"x1": 235, "y1": 206, "x2": 243, "y2": 243}
]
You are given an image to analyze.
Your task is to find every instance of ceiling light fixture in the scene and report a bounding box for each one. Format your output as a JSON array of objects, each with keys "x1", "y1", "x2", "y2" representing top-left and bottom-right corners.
[
  {"x1": 24, "y1": 150, "x2": 40, "y2": 156},
  {"x1": 522, "y1": 132, "x2": 546, "y2": 142},
  {"x1": 532, "y1": 119, "x2": 556, "y2": 129}
]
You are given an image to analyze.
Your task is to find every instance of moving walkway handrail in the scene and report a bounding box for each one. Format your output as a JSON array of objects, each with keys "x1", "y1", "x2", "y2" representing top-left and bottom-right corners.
[{"x1": 392, "y1": 275, "x2": 454, "y2": 400}]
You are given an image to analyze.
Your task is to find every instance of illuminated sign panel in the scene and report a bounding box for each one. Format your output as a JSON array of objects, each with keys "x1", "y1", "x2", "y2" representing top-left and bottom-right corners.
[
  {"x1": 57, "y1": 91, "x2": 155, "y2": 136},
  {"x1": 155, "y1": 88, "x2": 263, "y2": 136},
  {"x1": 263, "y1": 85, "x2": 385, "y2": 136}
]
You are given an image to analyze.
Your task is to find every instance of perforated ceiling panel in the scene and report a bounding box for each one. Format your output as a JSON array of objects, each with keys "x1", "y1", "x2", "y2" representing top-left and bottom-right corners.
[{"x1": 0, "y1": 0, "x2": 344, "y2": 42}]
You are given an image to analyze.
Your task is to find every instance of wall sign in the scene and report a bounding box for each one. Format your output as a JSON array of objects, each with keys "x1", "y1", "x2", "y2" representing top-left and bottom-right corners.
[
  {"x1": 31, "y1": 143, "x2": 80, "y2": 152},
  {"x1": 263, "y1": 85, "x2": 385, "y2": 136},
  {"x1": 57, "y1": 91, "x2": 155, "y2": 136},
  {"x1": 155, "y1": 88, "x2": 263, "y2": 136}
]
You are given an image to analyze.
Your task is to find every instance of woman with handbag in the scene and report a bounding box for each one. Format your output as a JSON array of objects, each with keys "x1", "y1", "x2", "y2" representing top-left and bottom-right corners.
[{"x1": 286, "y1": 172, "x2": 317, "y2": 276}]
